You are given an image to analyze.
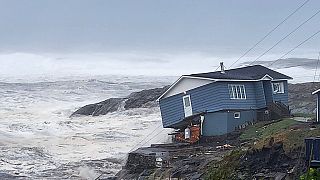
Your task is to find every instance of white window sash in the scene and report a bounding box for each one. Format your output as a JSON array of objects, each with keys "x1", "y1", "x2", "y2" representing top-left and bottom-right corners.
[
  {"x1": 272, "y1": 82, "x2": 284, "y2": 94},
  {"x1": 229, "y1": 84, "x2": 246, "y2": 99}
]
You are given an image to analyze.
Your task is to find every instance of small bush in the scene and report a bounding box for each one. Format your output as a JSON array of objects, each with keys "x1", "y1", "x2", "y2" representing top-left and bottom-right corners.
[{"x1": 300, "y1": 168, "x2": 320, "y2": 180}]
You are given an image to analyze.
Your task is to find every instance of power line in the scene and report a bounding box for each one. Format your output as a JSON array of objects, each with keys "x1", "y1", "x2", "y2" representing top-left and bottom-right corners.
[
  {"x1": 139, "y1": 128, "x2": 166, "y2": 148},
  {"x1": 127, "y1": 123, "x2": 163, "y2": 153},
  {"x1": 228, "y1": 0, "x2": 310, "y2": 68},
  {"x1": 249, "y1": 8, "x2": 320, "y2": 65},
  {"x1": 269, "y1": 29, "x2": 320, "y2": 67},
  {"x1": 313, "y1": 52, "x2": 320, "y2": 83}
]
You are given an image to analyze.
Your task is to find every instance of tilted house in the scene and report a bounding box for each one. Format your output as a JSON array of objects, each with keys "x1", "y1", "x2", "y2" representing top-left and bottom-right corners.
[{"x1": 157, "y1": 64, "x2": 292, "y2": 136}]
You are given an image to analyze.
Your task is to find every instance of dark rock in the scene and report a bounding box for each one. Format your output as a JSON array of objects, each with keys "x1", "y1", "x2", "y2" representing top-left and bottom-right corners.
[
  {"x1": 71, "y1": 86, "x2": 169, "y2": 117},
  {"x1": 124, "y1": 87, "x2": 169, "y2": 109},
  {"x1": 238, "y1": 141, "x2": 298, "y2": 179},
  {"x1": 71, "y1": 98, "x2": 123, "y2": 116},
  {"x1": 92, "y1": 98, "x2": 124, "y2": 116}
]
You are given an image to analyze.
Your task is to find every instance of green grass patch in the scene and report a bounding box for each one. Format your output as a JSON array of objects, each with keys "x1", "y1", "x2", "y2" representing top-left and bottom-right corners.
[
  {"x1": 240, "y1": 118, "x2": 302, "y2": 141},
  {"x1": 240, "y1": 118, "x2": 320, "y2": 153}
]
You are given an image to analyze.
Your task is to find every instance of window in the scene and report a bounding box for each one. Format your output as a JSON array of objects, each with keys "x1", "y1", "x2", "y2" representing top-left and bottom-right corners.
[
  {"x1": 183, "y1": 95, "x2": 191, "y2": 107},
  {"x1": 272, "y1": 82, "x2": 284, "y2": 94},
  {"x1": 234, "y1": 112, "x2": 240, "y2": 119},
  {"x1": 228, "y1": 84, "x2": 246, "y2": 99}
]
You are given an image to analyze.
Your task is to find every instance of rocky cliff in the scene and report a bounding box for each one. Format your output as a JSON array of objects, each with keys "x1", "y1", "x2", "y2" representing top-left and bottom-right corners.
[{"x1": 70, "y1": 86, "x2": 169, "y2": 117}]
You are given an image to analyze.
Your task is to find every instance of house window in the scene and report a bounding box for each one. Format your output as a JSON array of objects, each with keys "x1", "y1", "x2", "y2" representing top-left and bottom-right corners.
[
  {"x1": 272, "y1": 82, "x2": 284, "y2": 94},
  {"x1": 228, "y1": 84, "x2": 246, "y2": 99},
  {"x1": 234, "y1": 112, "x2": 240, "y2": 119},
  {"x1": 183, "y1": 95, "x2": 191, "y2": 107}
]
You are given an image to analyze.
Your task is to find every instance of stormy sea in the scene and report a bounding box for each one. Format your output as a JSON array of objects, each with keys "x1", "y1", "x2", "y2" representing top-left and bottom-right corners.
[{"x1": 0, "y1": 75, "x2": 175, "y2": 179}]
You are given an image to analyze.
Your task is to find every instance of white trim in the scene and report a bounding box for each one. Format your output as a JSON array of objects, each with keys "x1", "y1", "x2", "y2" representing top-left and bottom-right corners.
[
  {"x1": 312, "y1": 89, "x2": 320, "y2": 95},
  {"x1": 182, "y1": 95, "x2": 193, "y2": 117},
  {"x1": 261, "y1": 74, "x2": 273, "y2": 80},
  {"x1": 157, "y1": 76, "x2": 184, "y2": 101},
  {"x1": 181, "y1": 75, "x2": 218, "y2": 81},
  {"x1": 183, "y1": 95, "x2": 191, "y2": 108},
  {"x1": 157, "y1": 76, "x2": 215, "y2": 101},
  {"x1": 317, "y1": 96, "x2": 319, "y2": 122},
  {"x1": 157, "y1": 75, "x2": 291, "y2": 101},
  {"x1": 271, "y1": 79, "x2": 291, "y2": 82},
  {"x1": 234, "y1": 112, "x2": 241, "y2": 119},
  {"x1": 272, "y1": 82, "x2": 284, "y2": 94},
  {"x1": 228, "y1": 84, "x2": 247, "y2": 99}
]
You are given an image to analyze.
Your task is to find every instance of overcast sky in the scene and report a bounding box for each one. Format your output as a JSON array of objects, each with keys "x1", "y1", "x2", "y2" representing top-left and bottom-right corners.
[{"x1": 0, "y1": 0, "x2": 319, "y2": 77}]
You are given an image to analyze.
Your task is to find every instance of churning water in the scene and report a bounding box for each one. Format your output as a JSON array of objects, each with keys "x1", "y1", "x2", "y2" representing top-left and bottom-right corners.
[{"x1": 0, "y1": 75, "x2": 174, "y2": 179}]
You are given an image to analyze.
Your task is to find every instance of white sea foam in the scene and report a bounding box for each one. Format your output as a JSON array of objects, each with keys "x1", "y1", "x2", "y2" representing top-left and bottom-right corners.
[{"x1": 0, "y1": 76, "x2": 174, "y2": 179}]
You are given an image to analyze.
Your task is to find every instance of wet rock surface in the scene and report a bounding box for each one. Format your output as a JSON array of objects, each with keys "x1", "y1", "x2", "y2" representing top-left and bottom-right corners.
[
  {"x1": 71, "y1": 86, "x2": 169, "y2": 117},
  {"x1": 237, "y1": 140, "x2": 302, "y2": 179},
  {"x1": 115, "y1": 143, "x2": 230, "y2": 179}
]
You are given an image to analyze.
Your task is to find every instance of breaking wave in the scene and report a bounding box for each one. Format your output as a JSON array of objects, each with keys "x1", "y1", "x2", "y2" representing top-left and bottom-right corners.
[{"x1": 0, "y1": 76, "x2": 174, "y2": 179}]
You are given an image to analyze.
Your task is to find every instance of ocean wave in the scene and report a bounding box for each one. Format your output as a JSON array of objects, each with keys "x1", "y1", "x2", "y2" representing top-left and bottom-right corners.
[{"x1": 0, "y1": 76, "x2": 173, "y2": 178}]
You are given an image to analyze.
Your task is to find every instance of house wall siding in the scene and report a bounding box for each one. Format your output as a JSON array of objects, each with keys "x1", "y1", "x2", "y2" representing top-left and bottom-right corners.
[
  {"x1": 188, "y1": 82, "x2": 224, "y2": 114},
  {"x1": 226, "y1": 110, "x2": 257, "y2": 133},
  {"x1": 272, "y1": 80, "x2": 289, "y2": 105},
  {"x1": 263, "y1": 81, "x2": 274, "y2": 105},
  {"x1": 222, "y1": 81, "x2": 257, "y2": 110},
  {"x1": 202, "y1": 112, "x2": 227, "y2": 136},
  {"x1": 159, "y1": 94, "x2": 185, "y2": 127},
  {"x1": 255, "y1": 81, "x2": 266, "y2": 108},
  {"x1": 190, "y1": 81, "x2": 259, "y2": 113},
  {"x1": 202, "y1": 110, "x2": 257, "y2": 136}
]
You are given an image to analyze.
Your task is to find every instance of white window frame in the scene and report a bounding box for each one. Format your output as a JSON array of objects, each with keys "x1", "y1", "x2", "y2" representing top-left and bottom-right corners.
[
  {"x1": 228, "y1": 84, "x2": 246, "y2": 99},
  {"x1": 183, "y1": 95, "x2": 191, "y2": 108},
  {"x1": 234, "y1": 112, "x2": 240, "y2": 119},
  {"x1": 272, "y1": 82, "x2": 284, "y2": 94}
]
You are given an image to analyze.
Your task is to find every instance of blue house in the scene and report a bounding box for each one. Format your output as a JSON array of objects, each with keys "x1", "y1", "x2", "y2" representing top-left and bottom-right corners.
[{"x1": 157, "y1": 64, "x2": 292, "y2": 136}]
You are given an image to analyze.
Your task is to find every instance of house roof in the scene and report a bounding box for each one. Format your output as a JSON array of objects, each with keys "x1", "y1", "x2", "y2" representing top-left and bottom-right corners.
[
  {"x1": 157, "y1": 65, "x2": 292, "y2": 100},
  {"x1": 185, "y1": 65, "x2": 292, "y2": 80}
]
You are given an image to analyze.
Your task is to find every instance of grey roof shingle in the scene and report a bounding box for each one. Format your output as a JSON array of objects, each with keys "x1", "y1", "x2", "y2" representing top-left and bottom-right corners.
[{"x1": 185, "y1": 65, "x2": 292, "y2": 80}]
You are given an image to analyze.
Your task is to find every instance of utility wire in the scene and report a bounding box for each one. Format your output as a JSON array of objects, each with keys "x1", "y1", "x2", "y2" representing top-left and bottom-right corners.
[
  {"x1": 269, "y1": 29, "x2": 320, "y2": 67},
  {"x1": 214, "y1": 65, "x2": 221, "y2": 71},
  {"x1": 139, "y1": 128, "x2": 166, "y2": 148},
  {"x1": 249, "y1": 8, "x2": 320, "y2": 65},
  {"x1": 127, "y1": 123, "x2": 163, "y2": 153},
  {"x1": 313, "y1": 52, "x2": 320, "y2": 83},
  {"x1": 228, "y1": 0, "x2": 310, "y2": 68}
]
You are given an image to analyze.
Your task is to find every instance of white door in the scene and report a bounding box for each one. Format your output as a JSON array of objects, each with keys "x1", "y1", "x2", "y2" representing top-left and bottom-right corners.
[{"x1": 183, "y1": 95, "x2": 193, "y2": 117}]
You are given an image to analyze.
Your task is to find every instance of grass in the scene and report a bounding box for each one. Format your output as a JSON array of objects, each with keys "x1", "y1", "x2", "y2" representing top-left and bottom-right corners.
[
  {"x1": 240, "y1": 118, "x2": 320, "y2": 153},
  {"x1": 240, "y1": 118, "x2": 302, "y2": 141}
]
